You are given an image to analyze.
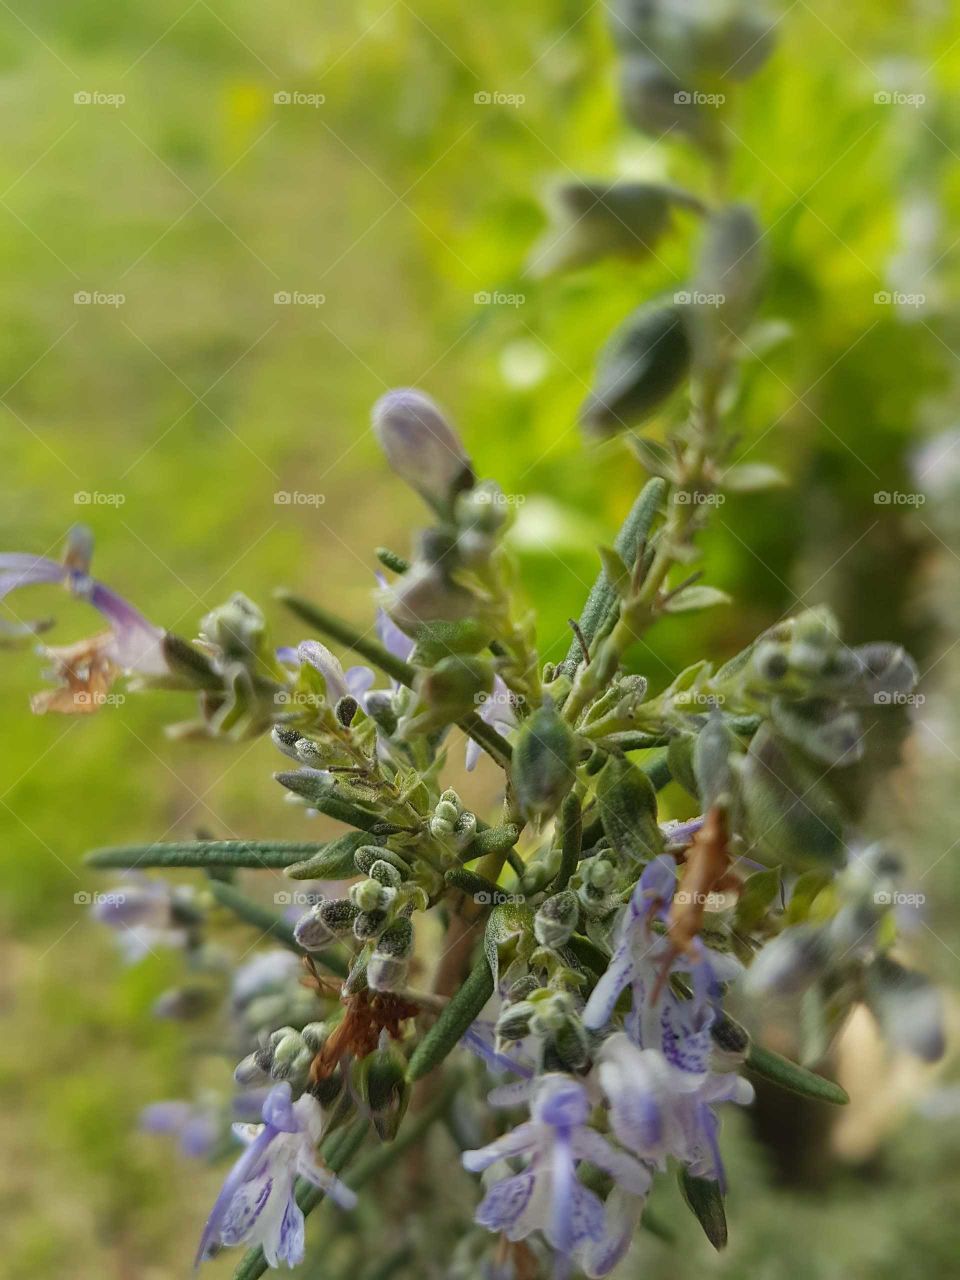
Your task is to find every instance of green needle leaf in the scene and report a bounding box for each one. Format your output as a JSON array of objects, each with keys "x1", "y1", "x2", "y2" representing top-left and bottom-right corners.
[
  {"x1": 746, "y1": 1043, "x2": 849, "y2": 1105},
  {"x1": 679, "y1": 1169, "x2": 727, "y2": 1249},
  {"x1": 405, "y1": 957, "x2": 494, "y2": 1082},
  {"x1": 85, "y1": 840, "x2": 330, "y2": 870}
]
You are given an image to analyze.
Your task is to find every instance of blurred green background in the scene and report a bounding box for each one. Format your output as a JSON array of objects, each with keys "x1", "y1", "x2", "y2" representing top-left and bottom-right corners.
[{"x1": 1, "y1": 0, "x2": 959, "y2": 1276}]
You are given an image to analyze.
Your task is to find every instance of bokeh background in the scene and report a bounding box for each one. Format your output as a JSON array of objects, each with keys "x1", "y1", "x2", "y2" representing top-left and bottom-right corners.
[{"x1": 1, "y1": 0, "x2": 960, "y2": 1276}]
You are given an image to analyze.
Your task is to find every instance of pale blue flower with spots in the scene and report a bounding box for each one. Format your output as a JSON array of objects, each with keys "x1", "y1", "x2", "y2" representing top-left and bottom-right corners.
[
  {"x1": 462, "y1": 1074, "x2": 650, "y2": 1278},
  {"x1": 196, "y1": 1082, "x2": 356, "y2": 1269}
]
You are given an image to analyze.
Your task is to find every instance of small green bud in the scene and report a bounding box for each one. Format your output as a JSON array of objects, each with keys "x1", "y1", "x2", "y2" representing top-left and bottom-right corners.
[
  {"x1": 355, "y1": 845, "x2": 411, "y2": 877},
  {"x1": 512, "y1": 702, "x2": 578, "y2": 821},
  {"x1": 369, "y1": 859, "x2": 402, "y2": 889},
  {"x1": 199, "y1": 592, "x2": 267, "y2": 661},
  {"x1": 350, "y1": 878, "x2": 394, "y2": 914},
  {"x1": 534, "y1": 890, "x2": 580, "y2": 948},
  {"x1": 495, "y1": 1000, "x2": 535, "y2": 1041},
  {"x1": 354, "y1": 909, "x2": 388, "y2": 940}
]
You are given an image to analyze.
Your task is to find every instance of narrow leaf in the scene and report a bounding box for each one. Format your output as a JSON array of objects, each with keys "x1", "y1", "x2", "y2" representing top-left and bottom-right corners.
[
  {"x1": 679, "y1": 1170, "x2": 727, "y2": 1249},
  {"x1": 405, "y1": 958, "x2": 494, "y2": 1083},
  {"x1": 86, "y1": 840, "x2": 327, "y2": 871},
  {"x1": 745, "y1": 1042, "x2": 849, "y2": 1105}
]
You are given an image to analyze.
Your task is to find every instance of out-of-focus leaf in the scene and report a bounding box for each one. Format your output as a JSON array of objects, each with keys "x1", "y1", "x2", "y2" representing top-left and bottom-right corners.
[{"x1": 580, "y1": 302, "x2": 691, "y2": 437}]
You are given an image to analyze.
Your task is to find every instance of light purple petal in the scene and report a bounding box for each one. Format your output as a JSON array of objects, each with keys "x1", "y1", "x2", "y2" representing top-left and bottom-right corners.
[
  {"x1": 261, "y1": 1083, "x2": 299, "y2": 1133},
  {"x1": 195, "y1": 1125, "x2": 276, "y2": 1263},
  {"x1": 571, "y1": 1129, "x2": 651, "y2": 1198},
  {"x1": 87, "y1": 581, "x2": 166, "y2": 673},
  {"x1": 276, "y1": 1194, "x2": 305, "y2": 1266},
  {"x1": 475, "y1": 1170, "x2": 537, "y2": 1236},
  {"x1": 462, "y1": 1124, "x2": 538, "y2": 1173},
  {"x1": 0, "y1": 555, "x2": 65, "y2": 601},
  {"x1": 298, "y1": 640, "x2": 349, "y2": 702},
  {"x1": 583, "y1": 945, "x2": 635, "y2": 1030}
]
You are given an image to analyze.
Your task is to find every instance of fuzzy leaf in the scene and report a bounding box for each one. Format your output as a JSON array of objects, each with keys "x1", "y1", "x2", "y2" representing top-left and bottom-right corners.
[
  {"x1": 663, "y1": 584, "x2": 732, "y2": 613},
  {"x1": 285, "y1": 831, "x2": 370, "y2": 880},
  {"x1": 405, "y1": 958, "x2": 494, "y2": 1083}
]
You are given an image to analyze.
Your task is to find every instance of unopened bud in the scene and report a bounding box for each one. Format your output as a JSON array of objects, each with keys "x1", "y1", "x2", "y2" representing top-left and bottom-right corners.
[
  {"x1": 496, "y1": 1000, "x2": 535, "y2": 1042},
  {"x1": 512, "y1": 702, "x2": 578, "y2": 821},
  {"x1": 335, "y1": 695, "x2": 359, "y2": 727},
  {"x1": 372, "y1": 388, "x2": 474, "y2": 512},
  {"x1": 350, "y1": 878, "x2": 395, "y2": 914},
  {"x1": 354, "y1": 909, "x2": 388, "y2": 940},
  {"x1": 743, "y1": 925, "x2": 829, "y2": 997},
  {"x1": 294, "y1": 897, "x2": 359, "y2": 950},
  {"x1": 534, "y1": 891, "x2": 580, "y2": 948}
]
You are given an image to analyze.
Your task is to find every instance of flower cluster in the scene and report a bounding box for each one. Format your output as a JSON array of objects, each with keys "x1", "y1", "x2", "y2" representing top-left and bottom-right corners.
[{"x1": 2, "y1": 3, "x2": 946, "y2": 1277}]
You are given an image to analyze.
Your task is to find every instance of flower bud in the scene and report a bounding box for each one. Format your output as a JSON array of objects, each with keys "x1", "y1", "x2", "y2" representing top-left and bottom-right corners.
[
  {"x1": 271, "y1": 1030, "x2": 312, "y2": 1081},
  {"x1": 534, "y1": 890, "x2": 580, "y2": 948},
  {"x1": 410, "y1": 655, "x2": 494, "y2": 733},
  {"x1": 368, "y1": 859, "x2": 402, "y2": 889},
  {"x1": 350, "y1": 877, "x2": 395, "y2": 914},
  {"x1": 364, "y1": 690, "x2": 398, "y2": 736},
  {"x1": 368, "y1": 918, "x2": 414, "y2": 993},
  {"x1": 864, "y1": 956, "x2": 945, "y2": 1062},
  {"x1": 355, "y1": 1043, "x2": 410, "y2": 1140},
  {"x1": 511, "y1": 702, "x2": 578, "y2": 821},
  {"x1": 354, "y1": 844, "x2": 411, "y2": 877},
  {"x1": 294, "y1": 897, "x2": 359, "y2": 950},
  {"x1": 742, "y1": 925, "x2": 829, "y2": 997},
  {"x1": 354, "y1": 908, "x2": 388, "y2": 940},
  {"x1": 382, "y1": 562, "x2": 476, "y2": 635},
  {"x1": 372, "y1": 388, "x2": 474, "y2": 512},
  {"x1": 495, "y1": 1000, "x2": 535, "y2": 1042},
  {"x1": 199, "y1": 592, "x2": 267, "y2": 661}
]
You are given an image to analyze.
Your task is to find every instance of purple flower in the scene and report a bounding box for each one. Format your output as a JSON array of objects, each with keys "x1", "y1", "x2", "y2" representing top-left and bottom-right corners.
[
  {"x1": 466, "y1": 675, "x2": 518, "y2": 771},
  {"x1": 594, "y1": 1032, "x2": 753, "y2": 1190},
  {"x1": 0, "y1": 527, "x2": 165, "y2": 714},
  {"x1": 462, "y1": 1075, "x2": 650, "y2": 1279},
  {"x1": 196, "y1": 1082, "x2": 356, "y2": 1268},
  {"x1": 296, "y1": 640, "x2": 375, "y2": 707},
  {"x1": 90, "y1": 876, "x2": 194, "y2": 963},
  {"x1": 582, "y1": 856, "x2": 740, "y2": 1036},
  {"x1": 141, "y1": 1099, "x2": 219, "y2": 1160}
]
